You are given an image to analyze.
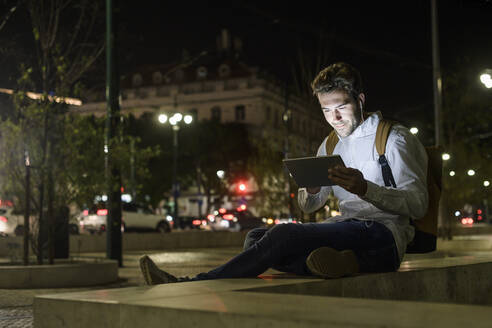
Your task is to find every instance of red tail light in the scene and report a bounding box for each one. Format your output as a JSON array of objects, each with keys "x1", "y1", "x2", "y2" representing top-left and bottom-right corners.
[
  {"x1": 219, "y1": 208, "x2": 226, "y2": 214},
  {"x1": 0, "y1": 216, "x2": 7, "y2": 223},
  {"x1": 223, "y1": 214, "x2": 234, "y2": 220},
  {"x1": 192, "y1": 220, "x2": 202, "y2": 226},
  {"x1": 83, "y1": 210, "x2": 89, "y2": 216},
  {"x1": 207, "y1": 214, "x2": 214, "y2": 220},
  {"x1": 97, "y1": 209, "x2": 108, "y2": 216}
]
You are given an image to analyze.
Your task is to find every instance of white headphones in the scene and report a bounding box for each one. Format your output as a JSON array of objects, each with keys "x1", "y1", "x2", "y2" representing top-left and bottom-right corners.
[{"x1": 360, "y1": 101, "x2": 364, "y2": 122}]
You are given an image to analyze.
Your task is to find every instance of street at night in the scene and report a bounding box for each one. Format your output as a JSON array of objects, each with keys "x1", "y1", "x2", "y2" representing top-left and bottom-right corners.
[{"x1": 1, "y1": 0, "x2": 492, "y2": 327}]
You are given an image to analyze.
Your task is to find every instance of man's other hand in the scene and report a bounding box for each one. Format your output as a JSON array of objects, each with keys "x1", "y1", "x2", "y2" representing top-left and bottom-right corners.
[{"x1": 328, "y1": 166, "x2": 367, "y2": 196}]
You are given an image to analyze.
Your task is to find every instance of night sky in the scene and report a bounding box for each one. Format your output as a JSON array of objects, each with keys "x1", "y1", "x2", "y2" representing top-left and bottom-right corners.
[
  {"x1": 2, "y1": 0, "x2": 492, "y2": 123},
  {"x1": 118, "y1": 0, "x2": 492, "y2": 119}
]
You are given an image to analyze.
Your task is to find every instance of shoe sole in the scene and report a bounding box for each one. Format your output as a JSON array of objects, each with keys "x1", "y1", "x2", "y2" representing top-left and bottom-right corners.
[
  {"x1": 306, "y1": 247, "x2": 359, "y2": 279},
  {"x1": 139, "y1": 255, "x2": 153, "y2": 285}
]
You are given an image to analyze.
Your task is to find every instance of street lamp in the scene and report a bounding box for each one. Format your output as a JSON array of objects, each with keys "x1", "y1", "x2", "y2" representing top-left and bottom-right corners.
[
  {"x1": 479, "y1": 69, "x2": 492, "y2": 89},
  {"x1": 158, "y1": 112, "x2": 193, "y2": 229}
]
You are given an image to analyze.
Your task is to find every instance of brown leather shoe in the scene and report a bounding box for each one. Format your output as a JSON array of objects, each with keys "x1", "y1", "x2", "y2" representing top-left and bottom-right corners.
[
  {"x1": 306, "y1": 247, "x2": 359, "y2": 278},
  {"x1": 139, "y1": 255, "x2": 178, "y2": 285}
]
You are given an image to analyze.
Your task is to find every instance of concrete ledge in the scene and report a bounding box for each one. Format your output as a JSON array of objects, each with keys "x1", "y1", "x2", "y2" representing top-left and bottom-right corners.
[
  {"x1": 34, "y1": 271, "x2": 492, "y2": 328},
  {"x1": 1, "y1": 231, "x2": 491, "y2": 257},
  {"x1": 0, "y1": 259, "x2": 118, "y2": 288},
  {"x1": 437, "y1": 236, "x2": 492, "y2": 252},
  {"x1": 0, "y1": 231, "x2": 248, "y2": 257},
  {"x1": 247, "y1": 262, "x2": 492, "y2": 305},
  {"x1": 34, "y1": 257, "x2": 492, "y2": 327}
]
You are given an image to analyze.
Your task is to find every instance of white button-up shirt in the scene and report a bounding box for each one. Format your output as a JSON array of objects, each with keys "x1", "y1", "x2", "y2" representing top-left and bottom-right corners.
[{"x1": 298, "y1": 112, "x2": 429, "y2": 261}]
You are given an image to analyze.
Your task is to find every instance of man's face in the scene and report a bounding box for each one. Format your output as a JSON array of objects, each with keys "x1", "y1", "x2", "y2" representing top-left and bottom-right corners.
[{"x1": 318, "y1": 90, "x2": 364, "y2": 137}]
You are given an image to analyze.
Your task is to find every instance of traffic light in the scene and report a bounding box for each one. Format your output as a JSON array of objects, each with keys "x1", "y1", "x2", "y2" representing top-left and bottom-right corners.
[{"x1": 237, "y1": 181, "x2": 247, "y2": 193}]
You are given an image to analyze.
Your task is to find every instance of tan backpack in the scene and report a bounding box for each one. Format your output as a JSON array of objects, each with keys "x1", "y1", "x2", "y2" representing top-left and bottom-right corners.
[{"x1": 325, "y1": 119, "x2": 442, "y2": 253}]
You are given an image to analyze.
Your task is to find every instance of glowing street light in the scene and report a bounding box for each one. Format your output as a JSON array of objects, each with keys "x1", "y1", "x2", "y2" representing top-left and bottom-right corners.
[
  {"x1": 467, "y1": 169, "x2": 475, "y2": 176},
  {"x1": 409, "y1": 127, "x2": 419, "y2": 135},
  {"x1": 449, "y1": 170, "x2": 455, "y2": 176},
  {"x1": 216, "y1": 170, "x2": 225, "y2": 179},
  {"x1": 158, "y1": 114, "x2": 168, "y2": 124},
  {"x1": 480, "y1": 70, "x2": 492, "y2": 89},
  {"x1": 442, "y1": 153, "x2": 450, "y2": 161},
  {"x1": 484, "y1": 180, "x2": 490, "y2": 187},
  {"x1": 173, "y1": 113, "x2": 183, "y2": 122},
  {"x1": 158, "y1": 112, "x2": 193, "y2": 228},
  {"x1": 184, "y1": 115, "x2": 193, "y2": 124}
]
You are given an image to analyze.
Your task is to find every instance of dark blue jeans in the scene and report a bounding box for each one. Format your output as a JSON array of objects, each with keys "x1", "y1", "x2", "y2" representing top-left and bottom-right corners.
[{"x1": 193, "y1": 219, "x2": 400, "y2": 280}]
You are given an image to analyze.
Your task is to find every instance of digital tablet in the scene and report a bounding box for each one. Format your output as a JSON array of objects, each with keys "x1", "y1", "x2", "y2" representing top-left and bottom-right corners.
[{"x1": 283, "y1": 155, "x2": 345, "y2": 187}]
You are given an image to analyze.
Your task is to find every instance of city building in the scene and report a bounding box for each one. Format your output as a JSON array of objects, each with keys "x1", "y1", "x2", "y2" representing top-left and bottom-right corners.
[{"x1": 74, "y1": 29, "x2": 330, "y2": 219}]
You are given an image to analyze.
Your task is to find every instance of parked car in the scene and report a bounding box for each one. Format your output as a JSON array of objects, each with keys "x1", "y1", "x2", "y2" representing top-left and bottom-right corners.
[
  {"x1": 1, "y1": 206, "x2": 80, "y2": 236},
  {"x1": 79, "y1": 202, "x2": 173, "y2": 234},
  {"x1": 177, "y1": 216, "x2": 207, "y2": 230},
  {"x1": 206, "y1": 208, "x2": 265, "y2": 232},
  {"x1": 0, "y1": 207, "x2": 24, "y2": 236}
]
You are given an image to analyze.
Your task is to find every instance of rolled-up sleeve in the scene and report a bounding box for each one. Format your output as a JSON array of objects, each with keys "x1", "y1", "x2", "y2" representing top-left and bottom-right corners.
[
  {"x1": 362, "y1": 128, "x2": 429, "y2": 220},
  {"x1": 298, "y1": 186, "x2": 332, "y2": 213}
]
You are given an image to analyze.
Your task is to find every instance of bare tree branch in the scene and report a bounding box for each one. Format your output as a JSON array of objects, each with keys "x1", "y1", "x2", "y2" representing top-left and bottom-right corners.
[{"x1": 0, "y1": 0, "x2": 22, "y2": 32}]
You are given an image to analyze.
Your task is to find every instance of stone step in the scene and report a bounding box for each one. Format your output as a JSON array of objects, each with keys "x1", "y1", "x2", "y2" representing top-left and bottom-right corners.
[{"x1": 34, "y1": 254, "x2": 492, "y2": 328}]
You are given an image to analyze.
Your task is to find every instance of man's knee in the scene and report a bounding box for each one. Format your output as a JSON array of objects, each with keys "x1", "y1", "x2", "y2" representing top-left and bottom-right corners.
[
  {"x1": 267, "y1": 223, "x2": 295, "y2": 241},
  {"x1": 243, "y1": 227, "x2": 268, "y2": 250}
]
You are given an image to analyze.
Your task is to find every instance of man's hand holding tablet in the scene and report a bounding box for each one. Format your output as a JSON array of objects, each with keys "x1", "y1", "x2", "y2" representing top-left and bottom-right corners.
[{"x1": 327, "y1": 166, "x2": 367, "y2": 196}]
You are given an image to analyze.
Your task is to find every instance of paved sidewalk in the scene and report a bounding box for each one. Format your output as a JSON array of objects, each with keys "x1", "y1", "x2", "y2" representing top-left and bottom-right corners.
[{"x1": 0, "y1": 247, "x2": 244, "y2": 328}]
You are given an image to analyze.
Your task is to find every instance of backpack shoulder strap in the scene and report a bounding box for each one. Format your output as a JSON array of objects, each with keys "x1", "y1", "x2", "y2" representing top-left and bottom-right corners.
[
  {"x1": 324, "y1": 130, "x2": 339, "y2": 155},
  {"x1": 376, "y1": 119, "x2": 397, "y2": 188},
  {"x1": 375, "y1": 119, "x2": 394, "y2": 156}
]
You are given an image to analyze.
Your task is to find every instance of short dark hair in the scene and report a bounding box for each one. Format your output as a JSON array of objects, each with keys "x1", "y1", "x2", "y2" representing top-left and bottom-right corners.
[{"x1": 311, "y1": 62, "x2": 363, "y2": 101}]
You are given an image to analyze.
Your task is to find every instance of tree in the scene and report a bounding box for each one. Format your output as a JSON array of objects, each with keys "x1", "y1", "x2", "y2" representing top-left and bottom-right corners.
[
  {"x1": 440, "y1": 58, "x2": 492, "y2": 227},
  {"x1": 181, "y1": 120, "x2": 252, "y2": 214},
  {"x1": 0, "y1": 1, "x2": 158, "y2": 263}
]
